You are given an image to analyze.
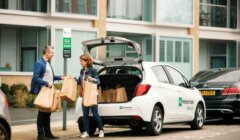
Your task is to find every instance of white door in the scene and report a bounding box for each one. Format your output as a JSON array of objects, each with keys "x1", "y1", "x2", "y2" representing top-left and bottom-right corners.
[
  {"x1": 164, "y1": 66, "x2": 195, "y2": 121},
  {"x1": 151, "y1": 66, "x2": 179, "y2": 121}
]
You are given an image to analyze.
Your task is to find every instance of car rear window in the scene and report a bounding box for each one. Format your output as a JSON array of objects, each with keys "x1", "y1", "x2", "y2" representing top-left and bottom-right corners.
[
  {"x1": 197, "y1": 69, "x2": 240, "y2": 82},
  {"x1": 99, "y1": 66, "x2": 142, "y2": 77}
]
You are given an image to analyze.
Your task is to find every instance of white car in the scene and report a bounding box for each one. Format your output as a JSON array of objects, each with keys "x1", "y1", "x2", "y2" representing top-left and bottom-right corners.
[
  {"x1": 0, "y1": 89, "x2": 11, "y2": 140},
  {"x1": 75, "y1": 37, "x2": 206, "y2": 136}
]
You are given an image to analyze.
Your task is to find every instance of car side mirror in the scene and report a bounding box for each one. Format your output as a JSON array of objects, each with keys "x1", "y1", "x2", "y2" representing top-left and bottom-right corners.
[{"x1": 190, "y1": 81, "x2": 198, "y2": 88}]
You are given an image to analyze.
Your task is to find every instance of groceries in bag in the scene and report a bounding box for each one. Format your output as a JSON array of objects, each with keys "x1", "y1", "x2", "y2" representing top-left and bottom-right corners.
[
  {"x1": 83, "y1": 80, "x2": 98, "y2": 106},
  {"x1": 60, "y1": 76, "x2": 77, "y2": 102}
]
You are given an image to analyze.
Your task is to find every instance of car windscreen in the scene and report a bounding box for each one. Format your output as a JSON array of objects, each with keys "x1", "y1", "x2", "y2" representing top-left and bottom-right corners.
[{"x1": 197, "y1": 69, "x2": 240, "y2": 83}]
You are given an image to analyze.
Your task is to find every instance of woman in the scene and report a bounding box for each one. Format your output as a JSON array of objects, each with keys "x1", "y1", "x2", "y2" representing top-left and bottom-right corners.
[{"x1": 77, "y1": 54, "x2": 104, "y2": 138}]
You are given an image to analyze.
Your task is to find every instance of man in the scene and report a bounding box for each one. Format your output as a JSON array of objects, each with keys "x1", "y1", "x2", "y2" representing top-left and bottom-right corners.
[{"x1": 30, "y1": 46, "x2": 64, "y2": 140}]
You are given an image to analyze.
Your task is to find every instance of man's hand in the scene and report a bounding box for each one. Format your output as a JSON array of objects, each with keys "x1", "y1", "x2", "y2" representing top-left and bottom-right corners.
[
  {"x1": 61, "y1": 75, "x2": 65, "y2": 80},
  {"x1": 48, "y1": 82, "x2": 53, "y2": 88}
]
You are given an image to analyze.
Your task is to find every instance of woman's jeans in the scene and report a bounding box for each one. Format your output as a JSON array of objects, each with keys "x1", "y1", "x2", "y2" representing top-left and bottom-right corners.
[{"x1": 82, "y1": 105, "x2": 104, "y2": 133}]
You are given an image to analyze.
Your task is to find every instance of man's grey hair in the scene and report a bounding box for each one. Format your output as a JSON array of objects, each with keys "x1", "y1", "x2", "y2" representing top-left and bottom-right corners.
[{"x1": 43, "y1": 45, "x2": 54, "y2": 54}]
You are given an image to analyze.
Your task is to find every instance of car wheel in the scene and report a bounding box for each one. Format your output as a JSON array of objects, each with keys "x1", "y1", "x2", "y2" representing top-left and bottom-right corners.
[
  {"x1": 190, "y1": 104, "x2": 204, "y2": 130},
  {"x1": 0, "y1": 123, "x2": 10, "y2": 140},
  {"x1": 78, "y1": 118, "x2": 97, "y2": 136},
  {"x1": 146, "y1": 106, "x2": 163, "y2": 136}
]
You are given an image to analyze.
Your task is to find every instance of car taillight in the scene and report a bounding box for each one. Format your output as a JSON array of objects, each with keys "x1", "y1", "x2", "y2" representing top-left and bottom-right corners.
[
  {"x1": 222, "y1": 88, "x2": 240, "y2": 95},
  {"x1": 132, "y1": 116, "x2": 142, "y2": 120},
  {"x1": 3, "y1": 94, "x2": 9, "y2": 108},
  {"x1": 135, "y1": 84, "x2": 151, "y2": 96}
]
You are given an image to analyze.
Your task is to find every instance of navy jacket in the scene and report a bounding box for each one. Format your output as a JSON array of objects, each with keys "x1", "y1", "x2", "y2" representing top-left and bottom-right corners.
[
  {"x1": 30, "y1": 58, "x2": 61, "y2": 94},
  {"x1": 77, "y1": 67, "x2": 100, "y2": 86}
]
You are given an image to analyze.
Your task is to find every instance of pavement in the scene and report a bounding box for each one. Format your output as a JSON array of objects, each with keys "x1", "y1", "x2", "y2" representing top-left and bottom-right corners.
[
  {"x1": 9, "y1": 108, "x2": 240, "y2": 140},
  {"x1": 9, "y1": 108, "x2": 76, "y2": 126}
]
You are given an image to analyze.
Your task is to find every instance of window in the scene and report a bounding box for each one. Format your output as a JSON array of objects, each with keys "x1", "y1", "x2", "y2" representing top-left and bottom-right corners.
[
  {"x1": 165, "y1": 66, "x2": 186, "y2": 87},
  {"x1": 166, "y1": 41, "x2": 174, "y2": 62},
  {"x1": 183, "y1": 42, "x2": 190, "y2": 62},
  {"x1": 0, "y1": 0, "x2": 48, "y2": 13},
  {"x1": 107, "y1": 0, "x2": 152, "y2": 22},
  {"x1": 160, "y1": 37, "x2": 192, "y2": 63},
  {"x1": 228, "y1": 41, "x2": 237, "y2": 68},
  {"x1": 175, "y1": 41, "x2": 182, "y2": 62},
  {"x1": 56, "y1": 0, "x2": 97, "y2": 16},
  {"x1": 107, "y1": 32, "x2": 153, "y2": 61},
  {"x1": 160, "y1": 40, "x2": 165, "y2": 61},
  {"x1": 158, "y1": 0, "x2": 193, "y2": 25},
  {"x1": 152, "y1": 66, "x2": 169, "y2": 83},
  {"x1": 200, "y1": 0, "x2": 237, "y2": 28}
]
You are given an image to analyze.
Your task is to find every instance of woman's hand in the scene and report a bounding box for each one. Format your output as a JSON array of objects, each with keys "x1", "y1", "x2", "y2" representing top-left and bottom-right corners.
[{"x1": 88, "y1": 77, "x2": 96, "y2": 82}]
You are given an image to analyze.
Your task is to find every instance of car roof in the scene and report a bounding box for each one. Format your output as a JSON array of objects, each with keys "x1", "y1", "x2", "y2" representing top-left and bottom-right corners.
[
  {"x1": 198, "y1": 68, "x2": 240, "y2": 72},
  {"x1": 142, "y1": 61, "x2": 171, "y2": 67},
  {"x1": 191, "y1": 68, "x2": 240, "y2": 82}
]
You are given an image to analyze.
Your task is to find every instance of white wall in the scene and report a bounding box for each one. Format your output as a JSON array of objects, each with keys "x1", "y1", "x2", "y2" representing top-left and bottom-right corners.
[
  {"x1": 0, "y1": 29, "x2": 17, "y2": 71},
  {"x1": 54, "y1": 29, "x2": 97, "y2": 76}
]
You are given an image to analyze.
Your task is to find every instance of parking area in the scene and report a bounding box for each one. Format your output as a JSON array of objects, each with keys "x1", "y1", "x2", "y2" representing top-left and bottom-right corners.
[{"x1": 11, "y1": 117, "x2": 240, "y2": 140}]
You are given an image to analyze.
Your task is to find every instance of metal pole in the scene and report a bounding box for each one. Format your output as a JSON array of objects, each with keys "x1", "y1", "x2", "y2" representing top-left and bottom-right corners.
[{"x1": 63, "y1": 58, "x2": 67, "y2": 130}]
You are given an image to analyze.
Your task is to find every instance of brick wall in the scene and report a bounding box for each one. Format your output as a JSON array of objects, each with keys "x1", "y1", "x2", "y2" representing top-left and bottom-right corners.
[{"x1": 0, "y1": 74, "x2": 32, "y2": 90}]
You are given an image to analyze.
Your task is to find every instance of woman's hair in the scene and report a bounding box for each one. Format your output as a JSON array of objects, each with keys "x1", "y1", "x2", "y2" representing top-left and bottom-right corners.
[{"x1": 80, "y1": 54, "x2": 93, "y2": 67}]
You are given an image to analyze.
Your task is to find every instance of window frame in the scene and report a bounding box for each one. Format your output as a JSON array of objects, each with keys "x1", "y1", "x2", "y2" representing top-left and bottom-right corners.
[
  {"x1": 156, "y1": 0, "x2": 195, "y2": 27},
  {"x1": 107, "y1": 0, "x2": 153, "y2": 23},
  {"x1": 53, "y1": 0, "x2": 99, "y2": 19}
]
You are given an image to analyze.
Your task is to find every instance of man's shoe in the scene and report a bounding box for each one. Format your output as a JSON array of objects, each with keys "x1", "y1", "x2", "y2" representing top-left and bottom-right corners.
[
  {"x1": 37, "y1": 134, "x2": 49, "y2": 140},
  {"x1": 81, "y1": 132, "x2": 89, "y2": 138},
  {"x1": 45, "y1": 132, "x2": 59, "y2": 139},
  {"x1": 98, "y1": 130, "x2": 104, "y2": 138}
]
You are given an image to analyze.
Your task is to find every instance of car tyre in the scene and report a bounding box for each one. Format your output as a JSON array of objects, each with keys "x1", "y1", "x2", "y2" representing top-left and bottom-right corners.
[
  {"x1": 0, "y1": 123, "x2": 10, "y2": 140},
  {"x1": 190, "y1": 104, "x2": 204, "y2": 130},
  {"x1": 146, "y1": 106, "x2": 163, "y2": 136},
  {"x1": 78, "y1": 118, "x2": 97, "y2": 136}
]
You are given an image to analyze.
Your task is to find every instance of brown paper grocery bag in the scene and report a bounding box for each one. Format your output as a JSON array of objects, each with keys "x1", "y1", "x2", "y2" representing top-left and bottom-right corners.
[
  {"x1": 98, "y1": 87, "x2": 105, "y2": 103},
  {"x1": 112, "y1": 89, "x2": 117, "y2": 102},
  {"x1": 34, "y1": 86, "x2": 55, "y2": 110},
  {"x1": 39, "y1": 89, "x2": 62, "y2": 113},
  {"x1": 105, "y1": 88, "x2": 114, "y2": 103},
  {"x1": 52, "y1": 90, "x2": 62, "y2": 112},
  {"x1": 60, "y1": 76, "x2": 77, "y2": 102},
  {"x1": 83, "y1": 80, "x2": 98, "y2": 106},
  {"x1": 116, "y1": 85, "x2": 128, "y2": 102}
]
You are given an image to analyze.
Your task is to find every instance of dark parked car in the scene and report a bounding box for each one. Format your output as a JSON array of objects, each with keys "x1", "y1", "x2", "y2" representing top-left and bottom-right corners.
[
  {"x1": 0, "y1": 89, "x2": 11, "y2": 140},
  {"x1": 190, "y1": 68, "x2": 240, "y2": 120}
]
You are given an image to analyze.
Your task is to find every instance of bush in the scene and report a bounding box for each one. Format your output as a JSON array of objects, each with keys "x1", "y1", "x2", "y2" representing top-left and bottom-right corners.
[
  {"x1": 9, "y1": 84, "x2": 28, "y2": 95},
  {"x1": 25, "y1": 94, "x2": 37, "y2": 107},
  {"x1": 0, "y1": 83, "x2": 10, "y2": 94},
  {"x1": 6, "y1": 94, "x2": 17, "y2": 107},
  {"x1": 8, "y1": 84, "x2": 29, "y2": 108}
]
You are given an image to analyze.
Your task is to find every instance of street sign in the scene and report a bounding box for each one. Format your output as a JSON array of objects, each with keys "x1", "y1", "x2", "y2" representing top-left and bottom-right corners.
[
  {"x1": 62, "y1": 28, "x2": 71, "y2": 130},
  {"x1": 63, "y1": 28, "x2": 71, "y2": 58}
]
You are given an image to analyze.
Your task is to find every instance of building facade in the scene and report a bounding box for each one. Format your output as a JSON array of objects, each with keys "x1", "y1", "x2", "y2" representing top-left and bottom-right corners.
[{"x1": 0, "y1": 0, "x2": 239, "y2": 87}]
